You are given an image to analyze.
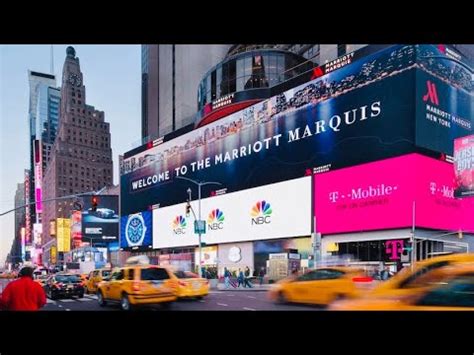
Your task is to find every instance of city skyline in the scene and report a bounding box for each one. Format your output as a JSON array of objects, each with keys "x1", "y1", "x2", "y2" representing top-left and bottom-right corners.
[{"x1": 0, "y1": 45, "x2": 141, "y2": 263}]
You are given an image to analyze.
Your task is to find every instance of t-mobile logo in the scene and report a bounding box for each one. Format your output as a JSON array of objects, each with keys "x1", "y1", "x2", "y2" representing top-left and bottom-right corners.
[
  {"x1": 385, "y1": 239, "x2": 404, "y2": 260},
  {"x1": 423, "y1": 80, "x2": 439, "y2": 106},
  {"x1": 329, "y1": 191, "x2": 339, "y2": 203},
  {"x1": 430, "y1": 182, "x2": 437, "y2": 195}
]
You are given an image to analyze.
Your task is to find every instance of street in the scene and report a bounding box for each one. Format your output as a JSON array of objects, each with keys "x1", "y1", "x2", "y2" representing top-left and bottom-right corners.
[{"x1": 42, "y1": 290, "x2": 321, "y2": 311}]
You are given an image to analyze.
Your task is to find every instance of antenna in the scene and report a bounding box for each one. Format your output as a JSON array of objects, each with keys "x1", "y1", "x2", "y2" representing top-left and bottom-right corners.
[{"x1": 50, "y1": 45, "x2": 54, "y2": 75}]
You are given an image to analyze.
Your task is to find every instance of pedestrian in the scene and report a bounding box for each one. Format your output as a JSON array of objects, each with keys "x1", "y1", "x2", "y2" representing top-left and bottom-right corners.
[
  {"x1": 244, "y1": 266, "x2": 253, "y2": 288},
  {"x1": 237, "y1": 268, "x2": 244, "y2": 288},
  {"x1": 0, "y1": 264, "x2": 46, "y2": 311},
  {"x1": 224, "y1": 267, "x2": 231, "y2": 289},
  {"x1": 258, "y1": 267, "x2": 265, "y2": 286},
  {"x1": 380, "y1": 267, "x2": 390, "y2": 281}
]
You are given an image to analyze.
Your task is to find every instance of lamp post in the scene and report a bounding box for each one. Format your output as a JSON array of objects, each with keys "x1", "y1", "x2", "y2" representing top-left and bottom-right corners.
[{"x1": 175, "y1": 176, "x2": 221, "y2": 278}]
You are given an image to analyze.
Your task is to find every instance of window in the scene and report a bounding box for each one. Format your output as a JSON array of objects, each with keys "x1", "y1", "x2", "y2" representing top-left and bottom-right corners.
[
  {"x1": 126, "y1": 269, "x2": 135, "y2": 280},
  {"x1": 337, "y1": 44, "x2": 347, "y2": 57},
  {"x1": 399, "y1": 261, "x2": 451, "y2": 289},
  {"x1": 111, "y1": 270, "x2": 124, "y2": 281},
  {"x1": 211, "y1": 70, "x2": 217, "y2": 101},
  {"x1": 141, "y1": 268, "x2": 169, "y2": 281},
  {"x1": 416, "y1": 275, "x2": 474, "y2": 308}
]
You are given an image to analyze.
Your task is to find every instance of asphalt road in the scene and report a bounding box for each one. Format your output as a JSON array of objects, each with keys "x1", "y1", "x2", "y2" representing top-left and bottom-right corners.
[{"x1": 42, "y1": 290, "x2": 321, "y2": 311}]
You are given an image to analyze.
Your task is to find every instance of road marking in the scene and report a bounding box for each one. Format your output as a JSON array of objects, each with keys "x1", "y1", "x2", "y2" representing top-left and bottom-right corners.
[
  {"x1": 58, "y1": 299, "x2": 75, "y2": 303},
  {"x1": 85, "y1": 294, "x2": 98, "y2": 299},
  {"x1": 226, "y1": 294, "x2": 235, "y2": 297},
  {"x1": 217, "y1": 303, "x2": 228, "y2": 307},
  {"x1": 58, "y1": 305, "x2": 63, "y2": 308},
  {"x1": 243, "y1": 307, "x2": 256, "y2": 311},
  {"x1": 199, "y1": 300, "x2": 206, "y2": 303},
  {"x1": 77, "y1": 298, "x2": 93, "y2": 302},
  {"x1": 247, "y1": 296, "x2": 256, "y2": 299},
  {"x1": 210, "y1": 291, "x2": 224, "y2": 294},
  {"x1": 65, "y1": 309, "x2": 71, "y2": 311},
  {"x1": 46, "y1": 299, "x2": 56, "y2": 304}
]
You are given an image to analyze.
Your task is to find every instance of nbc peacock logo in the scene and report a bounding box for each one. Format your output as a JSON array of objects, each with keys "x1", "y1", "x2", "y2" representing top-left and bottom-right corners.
[
  {"x1": 251, "y1": 200, "x2": 272, "y2": 225},
  {"x1": 172, "y1": 215, "x2": 187, "y2": 235},
  {"x1": 207, "y1": 209, "x2": 225, "y2": 230}
]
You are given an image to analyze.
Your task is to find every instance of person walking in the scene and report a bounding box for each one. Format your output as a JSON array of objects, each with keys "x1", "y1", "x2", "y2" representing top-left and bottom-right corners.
[
  {"x1": 224, "y1": 267, "x2": 231, "y2": 289},
  {"x1": 0, "y1": 264, "x2": 46, "y2": 311},
  {"x1": 244, "y1": 266, "x2": 253, "y2": 288},
  {"x1": 258, "y1": 267, "x2": 265, "y2": 286},
  {"x1": 237, "y1": 268, "x2": 245, "y2": 288}
]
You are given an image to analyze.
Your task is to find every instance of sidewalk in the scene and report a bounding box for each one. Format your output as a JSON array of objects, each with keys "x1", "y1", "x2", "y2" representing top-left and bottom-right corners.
[{"x1": 216, "y1": 283, "x2": 272, "y2": 291}]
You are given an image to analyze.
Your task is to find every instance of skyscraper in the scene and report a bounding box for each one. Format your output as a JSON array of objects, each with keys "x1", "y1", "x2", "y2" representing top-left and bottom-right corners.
[
  {"x1": 27, "y1": 71, "x2": 57, "y2": 250},
  {"x1": 41, "y1": 46, "x2": 113, "y2": 266},
  {"x1": 141, "y1": 45, "x2": 231, "y2": 142},
  {"x1": 10, "y1": 183, "x2": 25, "y2": 267}
]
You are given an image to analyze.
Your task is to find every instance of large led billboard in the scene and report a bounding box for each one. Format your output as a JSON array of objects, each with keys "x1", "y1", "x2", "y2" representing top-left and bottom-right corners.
[
  {"x1": 153, "y1": 177, "x2": 311, "y2": 249},
  {"x1": 454, "y1": 135, "x2": 474, "y2": 197},
  {"x1": 120, "y1": 210, "x2": 153, "y2": 250},
  {"x1": 81, "y1": 195, "x2": 119, "y2": 244},
  {"x1": 315, "y1": 154, "x2": 474, "y2": 234},
  {"x1": 121, "y1": 45, "x2": 419, "y2": 216}
]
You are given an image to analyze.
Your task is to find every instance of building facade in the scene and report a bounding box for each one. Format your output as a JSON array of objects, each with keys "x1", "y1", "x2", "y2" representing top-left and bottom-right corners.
[
  {"x1": 41, "y1": 46, "x2": 113, "y2": 266},
  {"x1": 122, "y1": 44, "x2": 474, "y2": 278},
  {"x1": 10, "y1": 183, "x2": 26, "y2": 267},
  {"x1": 141, "y1": 45, "x2": 231, "y2": 143}
]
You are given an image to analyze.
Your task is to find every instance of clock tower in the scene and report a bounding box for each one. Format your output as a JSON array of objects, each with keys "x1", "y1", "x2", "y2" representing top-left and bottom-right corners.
[{"x1": 42, "y1": 46, "x2": 114, "y2": 255}]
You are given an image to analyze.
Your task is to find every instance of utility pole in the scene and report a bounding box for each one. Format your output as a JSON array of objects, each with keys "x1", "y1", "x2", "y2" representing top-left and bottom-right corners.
[
  {"x1": 411, "y1": 201, "x2": 416, "y2": 270},
  {"x1": 176, "y1": 176, "x2": 221, "y2": 278}
]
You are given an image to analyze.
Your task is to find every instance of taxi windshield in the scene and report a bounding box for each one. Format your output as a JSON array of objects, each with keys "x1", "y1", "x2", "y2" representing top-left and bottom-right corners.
[{"x1": 55, "y1": 275, "x2": 81, "y2": 283}]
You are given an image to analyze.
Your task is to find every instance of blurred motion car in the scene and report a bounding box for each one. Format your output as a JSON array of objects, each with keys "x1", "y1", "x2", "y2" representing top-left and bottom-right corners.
[
  {"x1": 267, "y1": 267, "x2": 372, "y2": 307},
  {"x1": 34, "y1": 275, "x2": 49, "y2": 287},
  {"x1": 97, "y1": 263, "x2": 177, "y2": 311},
  {"x1": 44, "y1": 273, "x2": 85, "y2": 300},
  {"x1": 329, "y1": 264, "x2": 474, "y2": 310},
  {"x1": 86, "y1": 268, "x2": 111, "y2": 294},
  {"x1": 173, "y1": 271, "x2": 209, "y2": 299}
]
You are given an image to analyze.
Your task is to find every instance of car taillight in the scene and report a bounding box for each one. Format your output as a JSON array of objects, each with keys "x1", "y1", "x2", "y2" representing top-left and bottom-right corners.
[{"x1": 352, "y1": 276, "x2": 373, "y2": 283}]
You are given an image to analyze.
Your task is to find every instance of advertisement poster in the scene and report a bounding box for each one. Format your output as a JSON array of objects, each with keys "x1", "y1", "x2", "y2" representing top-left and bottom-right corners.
[
  {"x1": 81, "y1": 195, "x2": 119, "y2": 243},
  {"x1": 121, "y1": 46, "x2": 419, "y2": 216},
  {"x1": 315, "y1": 153, "x2": 474, "y2": 234},
  {"x1": 195, "y1": 246, "x2": 218, "y2": 266},
  {"x1": 152, "y1": 177, "x2": 311, "y2": 249},
  {"x1": 56, "y1": 218, "x2": 71, "y2": 252},
  {"x1": 120, "y1": 210, "x2": 153, "y2": 249},
  {"x1": 454, "y1": 135, "x2": 474, "y2": 197}
]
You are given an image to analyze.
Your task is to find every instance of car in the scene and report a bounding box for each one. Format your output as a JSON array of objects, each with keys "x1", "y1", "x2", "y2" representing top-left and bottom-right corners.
[
  {"x1": 329, "y1": 264, "x2": 474, "y2": 310},
  {"x1": 34, "y1": 275, "x2": 49, "y2": 287},
  {"x1": 267, "y1": 267, "x2": 372, "y2": 307},
  {"x1": 97, "y1": 264, "x2": 178, "y2": 311},
  {"x1": 88, "y1": 208, "x2": 116, "y2": 219},
  {"x1": 86, "y1": 268, "x2": 111, "y2": 294},
  {"x1": 44, "y1": 273, "x2": 85, "y2": 300},
  {"x1": 173, "y1": 271, "x2": 209, "y2": 299}
]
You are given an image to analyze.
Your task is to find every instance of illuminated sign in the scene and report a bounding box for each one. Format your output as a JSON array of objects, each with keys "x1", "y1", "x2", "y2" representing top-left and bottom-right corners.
[
  {"x1": 51, "y1": 246, "x2": 57, "y2": 264},
  {"x1": 50, "y1": 220, "x2": 56, "y2": 236},
  {"x1": 33, "y1": 223, "x2": 42, "y2": 246},
  {"x1": 454, "y1": 135, "x2": 474, "y2": 198},
  {"x1": 56, "y1": 218, "x2": 71, "y2": 252},
  {"x1": 153, "y1": 177, "x2": 311, "y2": 249},
  {"x1": 324, "y1": 52, "x2": 355, "y2": 74},
  {"x1": 24, "y1": 170, "x2": 31, "y2": 244},
  {"x1": 315, "y1": 154, "x2": 474, "y2": 234},
  {"x1": 34, "y1": 139, "x2": 42, "y2": 214},
  {"x1": 21, "y1": 227, "x2": 26, "y2": 261},
  {"x1": 212, "y1": 93, "x2": 235, "y2": 110},
  {"x1": 195, "y1": 246, "x2": 218, "y2": 266},
  {"x1": 385, "y1": 240, "x2": 404, "y2": 260}
]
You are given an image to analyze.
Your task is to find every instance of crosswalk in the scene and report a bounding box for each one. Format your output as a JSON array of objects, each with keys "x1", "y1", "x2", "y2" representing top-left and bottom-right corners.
[{"x1": 47, "y1": 294, "x2": 98, "y2": 304}]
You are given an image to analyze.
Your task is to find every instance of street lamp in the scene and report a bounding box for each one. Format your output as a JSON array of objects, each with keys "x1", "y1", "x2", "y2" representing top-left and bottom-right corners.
[{"x1": 175, "y1": 176, "x2": 222, "y2": 278}]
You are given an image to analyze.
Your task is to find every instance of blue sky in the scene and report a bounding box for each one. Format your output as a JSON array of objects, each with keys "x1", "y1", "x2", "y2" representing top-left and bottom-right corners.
[{"x1": 0, "y1": 45, "x2": 141, "y2": 264}]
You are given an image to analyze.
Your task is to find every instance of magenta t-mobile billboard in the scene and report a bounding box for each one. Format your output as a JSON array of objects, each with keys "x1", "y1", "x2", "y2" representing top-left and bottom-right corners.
[{"x1": 315, "y1": 153, "x2": 474, "y2": 234}]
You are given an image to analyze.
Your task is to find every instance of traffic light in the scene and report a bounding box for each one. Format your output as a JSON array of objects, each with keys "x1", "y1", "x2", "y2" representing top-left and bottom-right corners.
[
  {"x1": 185, "y1": 202, "x2": 191, "y2": 217},
  {"x1": 91, "y1": 195, "x2": 99, "y2": 212}
]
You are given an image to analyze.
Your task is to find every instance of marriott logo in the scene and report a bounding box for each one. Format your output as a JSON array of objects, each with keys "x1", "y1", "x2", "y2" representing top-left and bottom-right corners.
[{"x1": 423, "y1": 80, "x2": 439, "y2": 106}]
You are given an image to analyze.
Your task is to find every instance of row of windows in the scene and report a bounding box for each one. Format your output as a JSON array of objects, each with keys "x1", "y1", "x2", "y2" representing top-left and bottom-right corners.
[
  {"x1": 71, "y1": 116, "x2": 107, "y2": 130},
  {"x1": 198, "y1": 52, "x2": 312, "y2": 109}
]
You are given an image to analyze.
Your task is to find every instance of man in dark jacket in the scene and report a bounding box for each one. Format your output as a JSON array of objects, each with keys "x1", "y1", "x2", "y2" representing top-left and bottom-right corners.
[{"x1": 0, "y1": 265, "x2": 47, "y2": 311}]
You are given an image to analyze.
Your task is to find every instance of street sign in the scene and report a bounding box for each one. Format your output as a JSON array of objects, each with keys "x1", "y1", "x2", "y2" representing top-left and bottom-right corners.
[{"x1": 194, "y1": 220, "x2": 206, "y2": 234}]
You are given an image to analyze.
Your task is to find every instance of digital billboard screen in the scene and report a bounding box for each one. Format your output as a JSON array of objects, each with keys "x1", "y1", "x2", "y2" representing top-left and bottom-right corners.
[
  {"x1": 81, "y1": 195, "x2": 119, "y2": 244},
  {"x1": 454, "y1": 135, "x2": 474, "y2": 197},
  {"x1": 120, "y1": 210, "x2": 153, "y2": 250},
  {"x1": 152, "y1": 177, "x2": 311, "y2": 249},
  {"x1": 121, "y1": 45, "x2": 418, "y2": 216},
  {"x1": 315, "y1": 153, "x2": 474, "y2": 234}
]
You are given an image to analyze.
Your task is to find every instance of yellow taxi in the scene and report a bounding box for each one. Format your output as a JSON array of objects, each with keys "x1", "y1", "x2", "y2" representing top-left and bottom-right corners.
[
  {"x1": 329, "y1": 264, "x2": 474, "y2": 310},
  {"x1": 97, "y1": 263, "x2": 177, "y2": 311},
  {"x1": 85, "y1": 269, "x2": 111, "y2": 294},
  {"x1": 173, "y1": 270, "x2": 209, "y2": 299},
  {"x1": 267, "y1": 267, "x2": 371, "y2": 307}
]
